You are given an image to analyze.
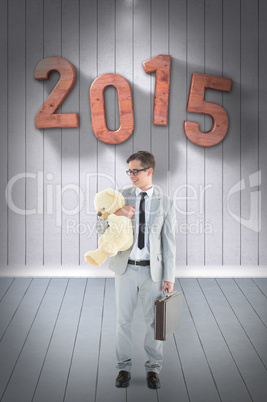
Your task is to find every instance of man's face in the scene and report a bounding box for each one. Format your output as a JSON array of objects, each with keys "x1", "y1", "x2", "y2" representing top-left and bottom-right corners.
[{"x1": 128, "y1": 160, "x2": 152, "y2": 190}]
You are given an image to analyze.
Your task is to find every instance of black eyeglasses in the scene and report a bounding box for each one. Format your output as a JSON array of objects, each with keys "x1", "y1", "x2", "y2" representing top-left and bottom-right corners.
[{"x1": 126, "y1": 168, "x2": 148, "y2": 176}]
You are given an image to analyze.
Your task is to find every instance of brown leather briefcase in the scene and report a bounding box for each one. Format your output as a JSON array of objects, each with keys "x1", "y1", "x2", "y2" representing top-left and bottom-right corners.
[{"x1": 154, "y1": 291, "x2": 183, "y2": 341}]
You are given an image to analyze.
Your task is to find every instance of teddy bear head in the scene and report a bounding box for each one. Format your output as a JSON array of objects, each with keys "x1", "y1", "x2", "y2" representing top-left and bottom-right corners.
[{"x1": 94, "y1": 188, "x2": 125, "y2": 220}]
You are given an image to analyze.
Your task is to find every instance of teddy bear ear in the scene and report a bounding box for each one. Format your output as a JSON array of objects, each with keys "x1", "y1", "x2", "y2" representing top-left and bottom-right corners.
[
  {"x1": 104, "y1": 188, "x2": 116, "y2": 196},
  {"x1": 106, "y1": 188, "x2": 125, "y2": 210}
]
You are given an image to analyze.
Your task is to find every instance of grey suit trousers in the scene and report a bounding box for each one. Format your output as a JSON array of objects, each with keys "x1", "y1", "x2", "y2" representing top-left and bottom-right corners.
[{"x1": 115, "y1": 263, "x2": 163, "y2": 374}]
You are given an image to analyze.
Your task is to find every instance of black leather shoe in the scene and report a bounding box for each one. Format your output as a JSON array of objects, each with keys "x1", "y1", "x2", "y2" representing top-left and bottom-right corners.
[
  {"x1": 146, "y1": 372, "x2": 161, "y2": 389},
  {"x1": 115, "y1": 370, "x2": 131, "y2": 388}
]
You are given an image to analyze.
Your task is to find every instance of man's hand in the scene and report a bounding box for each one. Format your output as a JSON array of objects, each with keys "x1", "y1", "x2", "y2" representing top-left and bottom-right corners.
[
  {"x1": 115, "y1": 205, "x2": 135, "y2": 219},
  {"x1": 162, "y1": 281, "x2": 174, "y2": 294}
]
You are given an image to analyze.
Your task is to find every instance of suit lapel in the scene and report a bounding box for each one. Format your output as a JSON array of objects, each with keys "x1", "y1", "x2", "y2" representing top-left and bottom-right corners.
[
  {"x1": 125, "y1": 187, "x2": 137, "y2": 235},
  {"x1": 149, "y1": 188, "x2": 162, "y2": 233}
]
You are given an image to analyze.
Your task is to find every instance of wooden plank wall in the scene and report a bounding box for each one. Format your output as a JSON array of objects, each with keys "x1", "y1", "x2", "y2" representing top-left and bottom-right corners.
[{"x1": 0, "y1": 0, "x2": 266, "y2": 274}]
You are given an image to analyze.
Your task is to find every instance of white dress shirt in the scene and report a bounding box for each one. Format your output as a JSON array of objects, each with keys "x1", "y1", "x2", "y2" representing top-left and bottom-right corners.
[{"x1": 129, "y1": 186, "x2": 154, "y2": 261}]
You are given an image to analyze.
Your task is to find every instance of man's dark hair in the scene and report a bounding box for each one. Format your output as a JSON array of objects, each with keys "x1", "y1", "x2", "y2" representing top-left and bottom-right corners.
[{"x1": 127, "y1": 151, "x2": 156, "y2": 172}]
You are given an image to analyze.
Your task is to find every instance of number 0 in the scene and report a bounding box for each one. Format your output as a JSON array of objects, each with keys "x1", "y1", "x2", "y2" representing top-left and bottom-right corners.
[{"x1": 90, "y1": 73, "x2": 134, "y2": 145}]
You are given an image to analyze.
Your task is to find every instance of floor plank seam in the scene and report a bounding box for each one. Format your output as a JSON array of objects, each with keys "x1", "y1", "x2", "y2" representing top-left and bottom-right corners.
[
  {"x1": 63, "y1": 279, "x2": 88, "y2": 402},
  {"x1": 197, "y1": 279, "x2": 254, "y2": 401},
  {"x1": 0, "y1": 279, "x2": 15, "y2": 303},
  {"x1": 0, "y1": 278, "x2": 33, "y2": 344},
  {"x1": 30, "y1": 279, "x2": 70, "y2": 402},
  {"x1": 251, "y1": 278, "x2": 267, "y2": 298},
  {"x1": 215, "y1": 279, "x2": 267, "y2": 372},
  {"x1": 0, "y1": 278, "x2": 51, "y2": 401},
  {"x1": 94, "y1": 278, "x2": 106, "y2": 402},
  {"x1": 173, "y1": 333, "x2": 191, "y2": 402},
  {"x1": 233, "y1": 279, "x2": 267, "y2": 329},
  {"x1": 179, "y1": 279, "x2": 223, "y2": 402}
]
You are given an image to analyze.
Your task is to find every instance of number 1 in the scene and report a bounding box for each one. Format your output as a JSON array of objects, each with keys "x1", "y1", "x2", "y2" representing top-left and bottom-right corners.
[{"x1": 143, "y1": 55, "x2": 171, "y2": 126}]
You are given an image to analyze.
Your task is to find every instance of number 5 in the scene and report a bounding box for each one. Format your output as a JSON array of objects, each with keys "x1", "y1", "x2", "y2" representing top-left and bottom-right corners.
[{"x1": 184, "y1": 73, "x2": 232, "y2": 146}]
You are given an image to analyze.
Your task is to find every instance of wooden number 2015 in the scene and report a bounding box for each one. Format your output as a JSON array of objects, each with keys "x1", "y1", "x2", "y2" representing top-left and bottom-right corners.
[
  {"x1": 35, "y1": 56, "x2": 232, "y2": 146},
  {"x1": 34, "y1": 56, "x2": 79, "y2": 128}
]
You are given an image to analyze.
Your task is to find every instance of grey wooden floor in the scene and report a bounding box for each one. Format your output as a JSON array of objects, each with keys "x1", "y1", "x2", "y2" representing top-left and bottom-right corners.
[{"x1": 0, "y1": 278, "x2": 266, "y2": 402}]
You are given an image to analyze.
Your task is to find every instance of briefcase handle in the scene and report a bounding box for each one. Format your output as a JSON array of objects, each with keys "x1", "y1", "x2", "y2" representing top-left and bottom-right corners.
[{"x1": 162, "y1": 289, "x2": 172, "y2": 297}]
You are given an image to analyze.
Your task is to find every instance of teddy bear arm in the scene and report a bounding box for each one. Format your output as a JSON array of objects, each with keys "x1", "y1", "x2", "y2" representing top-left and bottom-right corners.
[
  {"x1": 99, "y1": 238, "x2": 122, "y2": 256},
  {"x1": 98, "y1": 234, "x2": 104, "y2": 246},
  {"x1": 119, "y1": 235, "x2": 134, "y2": 251},
  {"x1": 102, "y1": 227, "x2": 133, "y2": 253},
  {"x1": 85, "y1": 248, "x2": 111, "y2": 266}
]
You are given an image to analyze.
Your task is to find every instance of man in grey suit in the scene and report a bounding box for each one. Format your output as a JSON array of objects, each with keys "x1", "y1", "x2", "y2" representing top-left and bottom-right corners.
[{"x1": 97, "y1": 151, "x2": 176, "y2": 389}]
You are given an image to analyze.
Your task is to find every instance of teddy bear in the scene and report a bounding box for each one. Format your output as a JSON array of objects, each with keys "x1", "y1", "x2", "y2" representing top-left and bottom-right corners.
[{"x1": 84, "y1": 188, "x2": 134, "y2": 266}]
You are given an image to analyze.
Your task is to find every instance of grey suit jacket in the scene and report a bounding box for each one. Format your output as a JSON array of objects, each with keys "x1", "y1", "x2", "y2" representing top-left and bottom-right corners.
[{"x1": 97, "y1": 187, "x2": 176, "y2": 283}]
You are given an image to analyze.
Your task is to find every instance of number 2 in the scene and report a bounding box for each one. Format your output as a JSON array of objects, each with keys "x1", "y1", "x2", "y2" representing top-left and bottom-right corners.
[{"x1": 34, "y1": 56, "x2": 79, "y2": 129}]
